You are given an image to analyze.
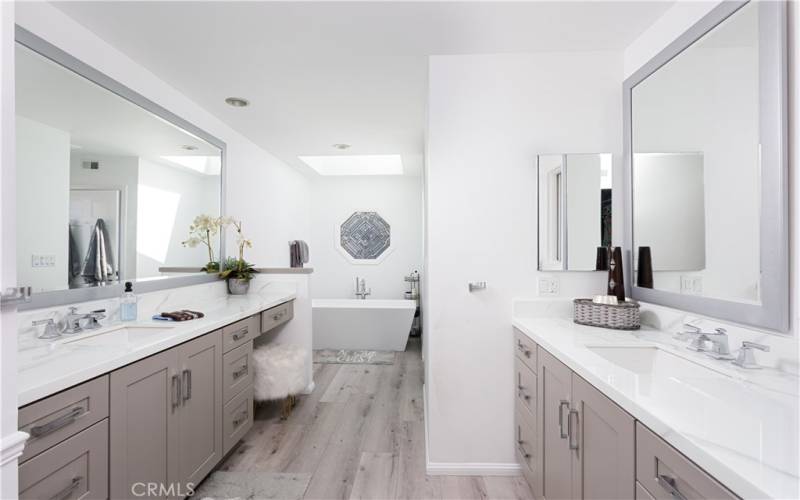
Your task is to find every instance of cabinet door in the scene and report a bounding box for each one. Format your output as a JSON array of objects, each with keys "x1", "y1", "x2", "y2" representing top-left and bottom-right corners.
[
  {"x1": 571, "y1": 375, "x2": 634, "y2": 500},
  {"x1": 110, "y1": 348, "x2": 180, "y2": 500},
  {"x1": 537, "y1": 347, "x2": 573, "y2": 500},
  {"x1": 176, "y1": 331, "x2": 223, "y2": 489}
]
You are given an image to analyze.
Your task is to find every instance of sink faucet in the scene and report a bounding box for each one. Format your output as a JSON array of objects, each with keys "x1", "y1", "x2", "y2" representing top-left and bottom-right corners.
[
  {"x1": 680, "y1": 323, "x2": 734, "y2": 360},
  {"x1": 60, "y1": 307, "x2": 106, "y2": 335},
  {"x1": 354, "y1": 277, "x2": 371, "y2": 300}
]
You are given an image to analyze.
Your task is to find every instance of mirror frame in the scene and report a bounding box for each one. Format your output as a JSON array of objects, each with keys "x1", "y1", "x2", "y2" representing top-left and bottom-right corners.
[
  {"x1": 622, "y1": 0, "x2": 789, "y2": 332},
  {"x1": 15, "y1": 26, "x2": 227, "y2": 311}
]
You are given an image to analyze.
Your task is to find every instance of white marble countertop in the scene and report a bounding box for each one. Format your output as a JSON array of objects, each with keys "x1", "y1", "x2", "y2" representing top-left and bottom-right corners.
[
  {"x1": 513, "y1": 316, "x2": 799, "y2": 500},
  {"x1": 18, "y1": 291, "x2": 295, "y2": 407}
]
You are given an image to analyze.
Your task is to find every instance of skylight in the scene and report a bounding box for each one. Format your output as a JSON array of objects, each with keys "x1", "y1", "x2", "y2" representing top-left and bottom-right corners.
[
  {"x1": 298, "y1": 155, "x2": 403, "y2": 176},
  {"x1": 159, "y1": 155, "x2": 221, "y2": 175}
]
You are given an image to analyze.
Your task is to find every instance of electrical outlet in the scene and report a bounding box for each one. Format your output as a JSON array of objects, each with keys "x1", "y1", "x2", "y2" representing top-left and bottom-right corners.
[
  {"x1": 31, "y1": 254, "x2": 56, "y2": 268},
  {"x1": 538, "y1": 277, "x2": 559, "y2": 296},
  {"x1": 681, "y1": 275, "x2": 702, "y2": 295}
]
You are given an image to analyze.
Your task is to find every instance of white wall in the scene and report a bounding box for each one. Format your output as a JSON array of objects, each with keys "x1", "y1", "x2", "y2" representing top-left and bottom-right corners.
[
  {"x1": 16, "y1": 116, "x2": 69, "y2": 293},
  {"x1": 136, "y1": 158, "x2": 219, "y2": 277},
  {"x1": 425, "y1": 51, "x2": 623, "y2": 469},
  {"x1": 14, "y1": 2, "x2": 312, "y2": 270},
  {"x1": 70, "y1": 152, "x2": 138, "y2": 280},
  {"x1": 309, "y1": 175, "x2": 422, "y2": 299}
]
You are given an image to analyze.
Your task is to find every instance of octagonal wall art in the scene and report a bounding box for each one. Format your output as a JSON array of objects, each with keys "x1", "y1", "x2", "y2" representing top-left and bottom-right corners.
[{"x1": 336, "y1": 211, "x2": 394, "y2": 264}]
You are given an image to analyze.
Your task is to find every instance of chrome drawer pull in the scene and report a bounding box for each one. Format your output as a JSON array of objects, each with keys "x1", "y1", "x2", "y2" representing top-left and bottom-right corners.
[
  {"x1": 232, "y1": 327, "x2": 248, "y2": 341},
  {"x1": 171, "y1": 374, "x2": 181, "y2": 412},
  {"x1": 272, "y1": 311, "x2": 284, "y2": 321},
  {"x1": 558, "y1": 400, "x2": 569, "y2": 439},
  {"x1": 182, "y1": 369, "x2": 192, "y2": 403},
  {"x1": 50, "y1": 475, "x2": 82, "y2": 500},
  {"x1": 232, "y1": 365, "x2": 248, "y2": 380},
  {"x1": 517, "y1": 384, "x2": 530, "y2": 401},
  {"x1": 516, "y1": 425, "x2": 530, "y2": 458},
  {"x1": 657, "y1": 474, "x2": 688, "y2": 500},
  {"x1": 568, "y1": 409, "x2": 579, "y2": 450},
  {"x1": 29, "y1": 407, "x2": 84, "y2": 439},
  {"x1": 517, "y1": 340, "x2": 532, "y2": 358},
  {"x1": 232, "y1": 409, "x2": 248, "y2": 427}
]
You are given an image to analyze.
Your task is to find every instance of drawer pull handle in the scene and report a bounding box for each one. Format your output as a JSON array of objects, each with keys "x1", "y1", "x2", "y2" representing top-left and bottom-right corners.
[
  {"x1": 232, "y1": 365, "x2": 248, "y2": 380},
  {"x1": 232, "y1": 327, "x2": 248, "y2": 341},
  {"x1": 232, "y1": 409, "x2": 249, "y2": 427},
  {"x1": 516, "y1": 425, "x2": 530, "y2": 459},
  {"x1": 657, "y1": 474, "x2": 688, "y2": 500},
  {"x1": 272, "y1": 311, "x2": 284, "y2": 321},
  {"x1": 517, "y1": 384, "x2": 530, "y2": 401},
  {"x1": 50, "y1": 475, "x2": 82, "y2": 500},
  {"x1": 568, "y1": 409, "x2": 579, "y2": 450},
  {"x1": 558, "y1": 400, "x2": 569, "y2": 439},
  {"x1": 182, "y1": 369, "x2": 192, "y2": 403},
  {"x1": 516, "y1": 340, "x2": 532, "y2": 358},
  {"x1": 171, "y1": 374, "x2": 181, "y2": 412},
  {"x1": 29, "y1": 406, "x2": 84, "y2": 439}
]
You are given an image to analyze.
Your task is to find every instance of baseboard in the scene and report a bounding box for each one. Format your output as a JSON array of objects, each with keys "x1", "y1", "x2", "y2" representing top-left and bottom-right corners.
[
  {"x1": 1, "y1": 431, "x2": 29, "y2": 466},
  {"x1": 426, "y1": 461, "x2": 522, "y2": 476},
  {"x1": 422, "y1": 385, "x2": 520, "y2": 477},
  {"x1": 301, "y1": 380, "x2": 315, "y2": 395}
]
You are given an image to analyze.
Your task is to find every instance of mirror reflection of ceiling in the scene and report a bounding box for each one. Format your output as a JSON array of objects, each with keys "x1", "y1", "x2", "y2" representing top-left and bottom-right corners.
[{"x1": 15, "y1": 44, "x2": 220, "y2": 171}]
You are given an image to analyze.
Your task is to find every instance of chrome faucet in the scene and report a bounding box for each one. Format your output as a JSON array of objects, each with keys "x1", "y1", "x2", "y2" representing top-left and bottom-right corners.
[
  {"x1": 732, "y1": 341, "x2": 770, "y2": 369},
  {"x1": 32, "y1": 318, "x2": 61, "y2": 339},
  {"x1": 681, "y1": 324, "x2": 734, "y2": 359},
  {"x1": 354, "y1": 277, "x2": 371, "y2": 300},
  {"x1": 60, "y1": 307, "x2": 106, "y2": 335}
]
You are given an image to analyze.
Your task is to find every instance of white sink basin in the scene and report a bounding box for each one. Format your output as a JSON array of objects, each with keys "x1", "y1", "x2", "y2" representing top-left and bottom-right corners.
[
  {"x1": 58, "y1": 324, "x2": 176, "y2": 348},
  {"x1": 587, "y1": 345, "x2": 725, "y2": 379}
]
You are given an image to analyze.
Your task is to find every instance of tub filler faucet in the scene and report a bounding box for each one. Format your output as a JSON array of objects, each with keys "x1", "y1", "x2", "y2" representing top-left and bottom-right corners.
[{"x1": 354, "y1": 277, "x2": 371, "y2": 300}]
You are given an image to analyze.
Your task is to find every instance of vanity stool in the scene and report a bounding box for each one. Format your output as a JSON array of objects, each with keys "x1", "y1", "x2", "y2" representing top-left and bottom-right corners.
[{"x1": 252, "y1": 343, "x2": 307, "y2": 419}]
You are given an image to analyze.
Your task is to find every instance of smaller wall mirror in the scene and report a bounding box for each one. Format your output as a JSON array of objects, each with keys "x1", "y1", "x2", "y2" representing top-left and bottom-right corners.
[{"x1": 537, "y1": 153, "x2": 612, "y2": 271}]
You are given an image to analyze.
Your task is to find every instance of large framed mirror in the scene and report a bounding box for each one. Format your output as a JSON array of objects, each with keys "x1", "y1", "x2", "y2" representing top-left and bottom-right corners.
[
  {"x1": 15, "y1": 27, "x2": 226, "y2": 309},
  {"x1": 623, "y1": 1, "x2": 788, "y2": 331}
]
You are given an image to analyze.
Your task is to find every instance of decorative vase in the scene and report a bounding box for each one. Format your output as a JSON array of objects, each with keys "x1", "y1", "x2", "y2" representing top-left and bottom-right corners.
[{"x1": 227, "y1": 278, "x2": 250, "y2": 295}]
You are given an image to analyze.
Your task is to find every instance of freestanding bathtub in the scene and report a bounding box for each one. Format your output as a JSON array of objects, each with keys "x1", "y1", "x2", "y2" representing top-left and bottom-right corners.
[{"x1": 312, "y1": 299, "x2": 417, "y2": 351}]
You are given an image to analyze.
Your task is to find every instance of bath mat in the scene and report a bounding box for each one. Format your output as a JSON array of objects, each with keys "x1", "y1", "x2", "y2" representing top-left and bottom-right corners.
[
  {"x1": 192, "y1": 471, "x2": 310, "y2": 499},
  {"x1": 314, "y1": 349, "x2": 395, "y2": 365}
]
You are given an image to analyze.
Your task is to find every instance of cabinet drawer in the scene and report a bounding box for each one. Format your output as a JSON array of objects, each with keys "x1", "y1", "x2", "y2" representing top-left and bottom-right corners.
[
  {"x1": 636, "y1": 423, "x2": 737, "y2": 500},
  {"x1": 636, "y1": 482, "x2": 655, "y2": 500},
  {"x1": 223, "y1": 341, "x2": 254, "y2": 404},
  {"x1": 19, "y1": 375, "x2": 108, "y2": 463},
  {"x1": 19, "y1": 419, "x2": 108, "y2": 500},
  {"x1": 514, "y1": 328, "x2": 537, "y2": 371},
  {"x1": 261, "y1": 300, "x2": 294, "y2": 333},
  {"x1": 514, "y1": 405, "x2": 536, "y2": 483},
  {"x1": 222, "y1": 315, "x2": 259, "y2": 353},
  {"x1": 514, "y1": 356, "x2": 536, "y2": 418},
  {"x1": 223, "y1": 384, "x2": 254, "y2": 455}
]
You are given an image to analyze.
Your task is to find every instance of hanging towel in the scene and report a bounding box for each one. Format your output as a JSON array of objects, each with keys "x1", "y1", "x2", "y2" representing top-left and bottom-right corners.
[
  {"x1": 81, "y1": 218, "x2": 115, "y2": 283},
  {"x1": 297, "y1": 240, "x2": 309, "y2": 264},
  {"x1": 289, "y1": 240, "x2": 310, "y2": 268}
]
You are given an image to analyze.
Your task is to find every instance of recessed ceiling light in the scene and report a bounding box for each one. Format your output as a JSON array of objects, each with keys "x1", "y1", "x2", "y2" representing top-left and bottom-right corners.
[
  {"x1": 332, "y1": 143, "x2": 351, "y2": 150},
  {"x1": 181, "y1": 144, "x2": 198, "y2": 151},
  {"x1": 224, "y1": 97, "x2": 250, "y2": 107},
  {"x1": 298, "y1": 155, "x2": 403, "y2": 176}
]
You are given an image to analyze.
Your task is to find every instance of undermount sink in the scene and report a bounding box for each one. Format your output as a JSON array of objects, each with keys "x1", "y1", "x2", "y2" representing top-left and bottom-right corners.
[
  {"x1": 58, "y1": 323, "x2": 176, "y2": 348},
  {"x1": 587, "y1": 345, "x2": 728, "y2": 379}
]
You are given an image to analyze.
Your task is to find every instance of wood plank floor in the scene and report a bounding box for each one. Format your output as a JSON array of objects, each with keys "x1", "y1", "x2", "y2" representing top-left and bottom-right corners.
[{"x1": 217, "y1": 338, "x2": 533, "y2": 500}]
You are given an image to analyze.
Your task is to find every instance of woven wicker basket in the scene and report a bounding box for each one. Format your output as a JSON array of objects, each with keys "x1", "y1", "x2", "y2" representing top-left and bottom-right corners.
[{"x1": 573, "y1": 298, "x2": 640, "y2": 330}]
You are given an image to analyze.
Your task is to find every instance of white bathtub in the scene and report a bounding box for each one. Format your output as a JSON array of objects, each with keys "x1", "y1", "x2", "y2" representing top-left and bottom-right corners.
[{"x1": 312, "y1": 299, "x2": 416, "y2": 351}]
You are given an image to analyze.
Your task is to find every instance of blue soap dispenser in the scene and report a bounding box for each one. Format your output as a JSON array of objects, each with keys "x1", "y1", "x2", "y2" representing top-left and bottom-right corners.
[{"x1": 120, "y1": 281, "x2": 138, "y2": 322}]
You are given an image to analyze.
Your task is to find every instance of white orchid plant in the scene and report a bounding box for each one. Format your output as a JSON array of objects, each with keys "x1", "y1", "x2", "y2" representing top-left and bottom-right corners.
[
  {"x1": 182, "y1": 214, "x2": 224, "y2": 272},
  {"x1": 217, "y1": 217, "x2": 258, "y2": 282}
]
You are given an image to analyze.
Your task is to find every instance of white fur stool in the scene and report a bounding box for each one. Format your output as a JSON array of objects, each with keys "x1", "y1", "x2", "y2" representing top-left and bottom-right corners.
[{"x1": 252, "y1": 343, "x2": 307, "y2": 418}]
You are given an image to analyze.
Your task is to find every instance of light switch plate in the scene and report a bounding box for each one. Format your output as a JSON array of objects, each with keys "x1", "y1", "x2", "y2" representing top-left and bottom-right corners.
[
  {"x1": 538, "y1": 277, "x2": 559, "y2": 296},
  {"x1": 31, "y1": 254, "x2": 56, "y2": 268}
]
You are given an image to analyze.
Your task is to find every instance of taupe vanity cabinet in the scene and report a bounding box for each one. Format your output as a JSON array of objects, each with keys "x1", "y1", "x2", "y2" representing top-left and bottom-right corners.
[
  {"x1": 536, "y1": 347, "x2": 634, "y2": 500},
  {"x1": 109, "y1": 331, "x2": 222, "y2": 498},
  {"x1": 514, "y1": 328, "x2": 737, "y2": 500}
]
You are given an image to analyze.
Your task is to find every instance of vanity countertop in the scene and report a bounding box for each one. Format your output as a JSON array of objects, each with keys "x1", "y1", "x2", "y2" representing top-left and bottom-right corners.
[
  {"x1": 17, "y1": 291, "x2": 296, "y2": 407},
  {"x1": 513, "y1": 316, "x2": 799, "y2": 500}
]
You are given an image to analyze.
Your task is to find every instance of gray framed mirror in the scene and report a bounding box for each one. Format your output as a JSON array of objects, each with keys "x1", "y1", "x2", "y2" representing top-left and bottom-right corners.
[
  {"x1": 623, "y1": 1, "x2": 788, "y2": 331},
  {"x1": 537, "y1": 153, "x2": 613, "y2": 271},
  {"x1": 15, "y1": 27, "x2": 227, "y2": 310}
]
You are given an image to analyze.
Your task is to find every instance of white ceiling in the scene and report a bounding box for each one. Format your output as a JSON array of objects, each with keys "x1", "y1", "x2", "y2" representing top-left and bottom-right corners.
[{"x1": 53, "y1": 1, "x2": 674, "y2": 177}]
